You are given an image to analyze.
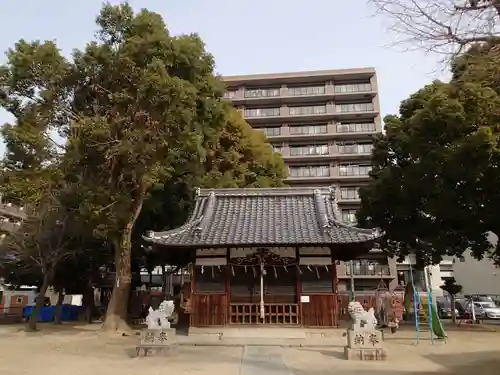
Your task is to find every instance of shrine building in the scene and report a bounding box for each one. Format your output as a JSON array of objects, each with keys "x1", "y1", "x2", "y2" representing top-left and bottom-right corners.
[{"x1": 144, "y1": 186, "x2": 381, "y2": 327}]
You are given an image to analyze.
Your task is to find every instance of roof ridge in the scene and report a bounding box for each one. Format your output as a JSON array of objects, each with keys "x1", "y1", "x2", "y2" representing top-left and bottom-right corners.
[
  {"x1": 313, "y1": 189, "x2": 330, "y2": 229},
  {"x1": 195, "y1": 187, "x2": 332, "y2": 197},
  {"x1": 143, "y1": 185, "x2": 382, "y2": 247},
  {"x1": 196, "y1": 191, "x2": 217, "y2": 233}
]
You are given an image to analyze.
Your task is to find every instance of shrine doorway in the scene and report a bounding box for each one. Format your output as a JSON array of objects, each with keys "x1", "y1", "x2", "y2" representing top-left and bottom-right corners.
[{"x1": 228, "y1": 248, "x2": 299, "y2": 325}]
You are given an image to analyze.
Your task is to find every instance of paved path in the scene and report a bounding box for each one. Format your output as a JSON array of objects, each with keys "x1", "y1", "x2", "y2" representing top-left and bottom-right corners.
[{"x1": 240, "y1": 346, "x2": 293, "y2": 375}]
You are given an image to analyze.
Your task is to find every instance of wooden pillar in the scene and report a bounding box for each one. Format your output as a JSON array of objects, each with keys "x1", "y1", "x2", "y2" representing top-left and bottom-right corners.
[
  {"x1": 295, "y1": 246, "x2": 302, "y2": 325},
  {"x1": 332, "y1": 259, "x2": 339, "y2": 326},
  {"x1": 225, "y1": 263, "x2": 231, "y2": 326},
  {"x1": 190, "y1": 264, "x2": 196, "y2": 327},
  {"x1": 331, "y1": 247, "x2": 339, "y2": 327}
]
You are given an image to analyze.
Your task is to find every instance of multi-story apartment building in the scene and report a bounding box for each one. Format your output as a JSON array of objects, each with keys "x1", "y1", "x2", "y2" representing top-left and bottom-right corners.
[
  {"x1": 222, "y1": 68, "x2": 400, "y2": 293},
  {"x1": 0, "y1": 196, "x2": 26, "y2": 241}
]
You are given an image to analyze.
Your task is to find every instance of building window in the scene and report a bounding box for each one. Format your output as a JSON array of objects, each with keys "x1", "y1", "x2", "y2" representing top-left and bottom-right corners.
[
  {"x1": 334, "y1": 82, "x2": 372, "y2": 93},
  {"x1": 339, "y1": 164, "x2": 372, "y2": 176},
  {"x1": 336, "y1": 123, "x2": 376, "y2": 133},
  {"x1": 347, "y1": 260, "x2": 390, "y2": 276},
  {"x1": 340, "y1": 187, "x2": 360, "y2": 200},
  {"x1": 337, "y1": 143, "x2": 373, "y2": 154},
  {"x1": 272, "y1": 145, "x2": 282, "y2": 153},
  {"x1": 289, "y1": 105, "x2": 326, "y2": 116},
  {"x1": 290, "y1": 144, "x2": 329, "y2": 156},
  {"x1": 260, "y1": 127, "x2": 281, "y2": 137},
  {"x1": 289, "y1": 124, "x2": 327, "y2": 135},
  {"x1": 288, "y1": 86, "x2": 326, "y2": 96},
  {"x1": 224, "y1": 90, "x2": 238, "y2": 99},
  {"x1": 335, "y1": 102, "x2": 374, "y2": 113},
  {"x1": 342, "y1": 209, "x2": 358, "y2": 224},
  {"x1": 244, "y1": 107, "x2": 280, "y2": 117},
  {"x1": 244, "y1": 88, "x2": 280, "y2": 98},
  {"x1": 289, "y1": 165, "x2": 330, "y2": 177}
]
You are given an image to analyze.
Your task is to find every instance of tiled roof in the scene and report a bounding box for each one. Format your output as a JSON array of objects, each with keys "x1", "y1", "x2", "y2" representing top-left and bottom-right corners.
[{"x1": 143, "y1": 187, "x2": 381, "y2": 247}]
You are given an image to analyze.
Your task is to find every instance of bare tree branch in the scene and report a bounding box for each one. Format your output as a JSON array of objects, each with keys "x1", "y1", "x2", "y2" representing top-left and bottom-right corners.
[
  {"x1": 0, "y1": 197, "x2": 83, "y2": 282},
  {"x1": 370, "y1": 0, "x2": 500, "y2": 57}
]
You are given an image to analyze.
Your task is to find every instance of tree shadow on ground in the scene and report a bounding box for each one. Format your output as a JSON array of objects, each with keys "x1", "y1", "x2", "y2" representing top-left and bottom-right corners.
[
  {"x1": 291, "y1": 350, "x2": 500, "y2": 375},
  {"x1": 425, "y1": 351, "x2": 500, "y2": 374},
  {"x1": 3, "y1": 321, "x2": 105, "y2": 335}
]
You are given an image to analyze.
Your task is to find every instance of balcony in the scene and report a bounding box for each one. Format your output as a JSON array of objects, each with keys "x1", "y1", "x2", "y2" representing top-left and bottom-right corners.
[
  {"x1": 241, "y1": 102, "x2": 378, "y2": 124},
  {"x1": 336, "y1": 123, "x2": 376, "y2": 134},
  {"x1": 289, "y1": 105, "x2": 327, "y2": 116},
  {"x1": 333, "y1": 83, "x2": 376, "y2": 100},
  {"x1": 286, "y1": 144, "x2": 331, "y2": 162},
  {"x1": 339, "y1": 188, "x2": 360, "y2": 203},
  {"x1": 338, "y1": 165, "x2": 372, "y2": 182},
  {"x1": 288, "y1": 86, "x2": 326, "y2": 97},
  {"x1": 244, "y1": 88, "x2": 280, "y2": 99},
  {"x1": 288, "y1": 165, "x2": 331, "y2": 179},
  {"x1": 337, "y1": 143, "x2": 373, "y2": 161},
  {"x1": 0, "y1": 219, "x2": 22, "y2": 233},
  {"x1": 343, "y1": 264, "x2": 392, "y2": 278},
  {"x1": 224, "y1": 79, "x2": 377, "y2": 105},
  {"x1": 244, "y1": 108, "x2": 281, "y2": 118},
  {"x1": 334, "y1": 83, "x2": 372, "y2": 94}
]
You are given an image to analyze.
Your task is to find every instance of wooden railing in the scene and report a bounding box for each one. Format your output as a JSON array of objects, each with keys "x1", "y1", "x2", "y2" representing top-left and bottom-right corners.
[{"x1": 229, "y1": 303, "x2": 299, "y2": 325}]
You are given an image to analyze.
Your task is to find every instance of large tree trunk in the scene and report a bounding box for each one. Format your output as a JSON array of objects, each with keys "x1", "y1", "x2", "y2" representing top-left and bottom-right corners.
[
  {"x1": 82, "y1": 280, "x2": 95, "y2": 324},
  {"x1": 53, "y1": 286, "x2": 65, "y2": 325},
  {"x1": 101, "y1": 233, "x2": 133, "y2": 333},
  {"x1": 101, "y1": 183, "x2": 146, "y2": 334},
  {"x1": 26, "y1": 273, "x2": 50, "y2": 332}
]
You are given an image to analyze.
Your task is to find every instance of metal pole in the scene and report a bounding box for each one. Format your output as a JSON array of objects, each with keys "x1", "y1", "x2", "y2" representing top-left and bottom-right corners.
[
  {"x1": 409, "y1": 262, "x2": 419, "y2": 344},
  {"x1": 471, "y1": 297, "x2": 476, "y2": 323},
  {"x1": 349, "y1": 260, "x2": 356, "y2": 301},
  {"x1": 425, "y1": 267, "x2": 434, "y2": 345}
]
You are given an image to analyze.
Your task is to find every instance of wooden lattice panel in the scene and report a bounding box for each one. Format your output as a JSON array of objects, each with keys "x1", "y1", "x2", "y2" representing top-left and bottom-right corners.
[{"x1": 229, "y1": 303, "x2": 299, "y2": 325}]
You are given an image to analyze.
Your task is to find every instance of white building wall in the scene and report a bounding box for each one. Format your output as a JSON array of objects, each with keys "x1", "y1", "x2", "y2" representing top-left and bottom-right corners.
[
  {"x1": 453, "y1": 253, "x2": 500, "y2": 295},
  {"x1": 425, "y1": 265, "x2": 444, "y2": 297},
  {"x1": 398, "y1": 256, "x2": 445, "y2": 296},
  {"x1": 451, "y1": 233, "x2": 500, "y2": 295}
]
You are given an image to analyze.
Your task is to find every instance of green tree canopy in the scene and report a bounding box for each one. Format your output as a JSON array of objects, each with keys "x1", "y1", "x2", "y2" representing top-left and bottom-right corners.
[
  {"x1": 0, "y1": 2, "x2": 286, "y2": 333},
  {"x1": 358, "y1": 41, "x2": 500, "y2": 265},
  {"x1": 200, "y1": 108, "x2": 287, "y2": 188}
]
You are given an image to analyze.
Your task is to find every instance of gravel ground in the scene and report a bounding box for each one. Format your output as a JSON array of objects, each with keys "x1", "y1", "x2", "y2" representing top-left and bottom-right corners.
[{"x1": 0, "y1": 323, "x2": 499, "y2": 375}]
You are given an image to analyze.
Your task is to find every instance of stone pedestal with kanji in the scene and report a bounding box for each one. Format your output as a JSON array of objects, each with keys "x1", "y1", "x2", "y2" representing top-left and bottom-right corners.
[
  {"x1": 136, "y1": 328, "x2": 177, "y2": 357},
  {"x1": 344, "y1": 329, "x2": 387, "y2": 361}
]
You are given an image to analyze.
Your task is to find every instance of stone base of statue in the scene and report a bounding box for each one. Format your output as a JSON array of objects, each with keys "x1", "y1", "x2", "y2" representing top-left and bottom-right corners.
[
  {"x1": 136, "y1": 328, "x2": 177, "y2": 357},
  {"x1": 344, "y1": 329, "x2": 387, "y2": 361}
]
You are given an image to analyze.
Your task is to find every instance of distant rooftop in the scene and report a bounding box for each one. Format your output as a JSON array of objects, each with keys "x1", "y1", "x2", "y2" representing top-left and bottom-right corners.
[{"x1": 222, "y1": 68, "x2": 376, "y2": 86}]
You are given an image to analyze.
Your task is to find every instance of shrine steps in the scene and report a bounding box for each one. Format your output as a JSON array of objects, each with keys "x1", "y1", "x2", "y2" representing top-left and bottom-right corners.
[{"x1": 187, "y1": 327, "x2": 345, "y2": 340}]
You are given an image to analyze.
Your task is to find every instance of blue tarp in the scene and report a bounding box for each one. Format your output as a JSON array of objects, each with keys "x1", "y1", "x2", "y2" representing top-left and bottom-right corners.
[{"x1": 22, "y1": 304, "x2": 84, "y2": 322}]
